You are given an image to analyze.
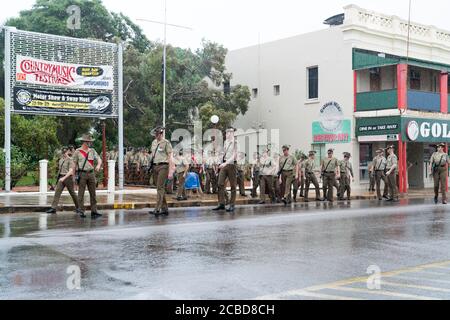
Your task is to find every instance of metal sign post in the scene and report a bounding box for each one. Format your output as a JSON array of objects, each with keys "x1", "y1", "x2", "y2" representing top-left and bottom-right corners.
[
  {"x1": 3, "y1": 27, "x2": 14, "y2": 192},
  {"x1": 118, "y1": 43, "x2": 125, "y2": 190}
]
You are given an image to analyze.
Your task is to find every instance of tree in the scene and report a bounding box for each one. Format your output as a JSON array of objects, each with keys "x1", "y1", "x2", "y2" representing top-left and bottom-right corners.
[
  {"x1": 0, "y1": 145, "x2": 32, "y2": 188},
  {"x1": 199, "y1": 102, "x2": 237, "y2": 133},
  {"x1": 0, "y1": 98, "x2": 60, "y2": 188},
  {"x1": 121, "y1": 40, "x2": 251, "y2": 146},
  {"x1": 0, "y1": 0, "x2": 152, "y2": 144},
  {"x1": 0, "y1": 98, "x2": 60, "y2": 162},
  {"x1": 0, "y1": 0, "x2": 251, "y2": 152}
]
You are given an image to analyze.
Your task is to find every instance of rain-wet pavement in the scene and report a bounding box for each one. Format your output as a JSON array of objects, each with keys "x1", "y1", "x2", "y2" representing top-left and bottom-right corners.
[{"x1": 1, "y1": 198, "x2": 450, "y2": 300}]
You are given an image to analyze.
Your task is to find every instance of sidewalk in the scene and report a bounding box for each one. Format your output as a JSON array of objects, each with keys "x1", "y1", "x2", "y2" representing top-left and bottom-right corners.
[{"x1": 0, "y1": 187, "x2": 437, "y2": 214}]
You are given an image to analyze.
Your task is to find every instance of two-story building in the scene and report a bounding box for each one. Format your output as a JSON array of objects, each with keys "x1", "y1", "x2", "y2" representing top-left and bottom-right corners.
[{"x1": 226, "y1": 4, "x2": 450, "y2": 191}]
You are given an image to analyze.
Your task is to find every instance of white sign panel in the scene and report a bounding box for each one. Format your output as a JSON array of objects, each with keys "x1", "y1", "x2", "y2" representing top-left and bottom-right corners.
[
  {"x1": 15, "y1": 55, "x2": 114, "y2": 91},
  {"x1": 358, "y1": 135, "x2": 399, "y2": 142}
]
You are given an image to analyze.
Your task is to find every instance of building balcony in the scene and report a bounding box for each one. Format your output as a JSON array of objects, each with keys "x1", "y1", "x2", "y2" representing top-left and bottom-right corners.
[
  {"x1": 407, "y1": 90, "x2": 441, "y2": 113},
  {"x1": 356, "y1": 89, "x2": 398, "y2": 112}
]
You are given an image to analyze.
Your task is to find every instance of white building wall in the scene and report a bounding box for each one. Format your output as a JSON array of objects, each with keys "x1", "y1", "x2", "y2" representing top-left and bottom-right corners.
[
  {"x1": 226, "y1": 4, "x2": 450, "y2": 188},
  {"x1": 227, "y1": 27, "x2": 354, "y2": 156}
]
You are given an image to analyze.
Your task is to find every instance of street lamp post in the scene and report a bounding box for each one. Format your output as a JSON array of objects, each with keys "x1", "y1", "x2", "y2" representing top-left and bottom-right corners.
[{"x1": 137, "y1": 1, "x2": 193, "y2": 131}]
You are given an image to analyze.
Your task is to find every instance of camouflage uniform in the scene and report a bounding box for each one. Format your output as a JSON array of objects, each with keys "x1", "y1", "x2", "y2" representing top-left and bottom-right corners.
[
  {"x1": 279, "y1": 152, "x2": 296, "y2": 202},
  {"x1": 73, "y1": 147, "x2": 101, "y2": 214},
  {"x1": 304, "y1": 156, "x2": 321, "y2": 202},
  {"x1": 431, "y1": 147, "x2": 450, "y2": 203},
  {"x1": 150, "y1": 138, "x2": 173, "y2": 212},
  {"x1": 338, "y1": 155, "x2": 353, "y2": 200},
  {"x1": 386, "y1": 149, "x2": 399, "y2": 201},
  {"x1": 321, "y1": 154, "x2": 340, "y2": 202}
]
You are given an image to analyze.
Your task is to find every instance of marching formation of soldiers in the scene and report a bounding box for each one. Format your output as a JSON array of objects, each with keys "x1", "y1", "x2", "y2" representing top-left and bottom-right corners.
[{"x1": 46, "y1": 126, "x2": 450, "y2": 218}]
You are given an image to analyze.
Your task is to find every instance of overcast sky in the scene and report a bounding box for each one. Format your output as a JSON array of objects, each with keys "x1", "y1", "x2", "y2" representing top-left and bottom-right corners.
[{"x1": 2, "y1": 0, "x2": 450, "y2": 50}]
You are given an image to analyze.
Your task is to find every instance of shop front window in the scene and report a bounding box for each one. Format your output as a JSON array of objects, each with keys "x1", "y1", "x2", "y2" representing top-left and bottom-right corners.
[{"x1": 359, "y1": 143, "x2": 373, "y2": 182}]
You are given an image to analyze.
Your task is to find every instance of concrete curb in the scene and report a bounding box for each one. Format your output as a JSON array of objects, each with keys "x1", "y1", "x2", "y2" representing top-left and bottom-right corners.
[{"x1": 0, "y1": 195, "x2": 395, "y2": 214}]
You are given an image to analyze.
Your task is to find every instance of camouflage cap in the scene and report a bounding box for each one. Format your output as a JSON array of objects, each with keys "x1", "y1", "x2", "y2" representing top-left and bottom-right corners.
[
  {"x1": 78, "y1": 134, "x2": 94, "y2": 142},
  {"x1": 150, "y1": 126, "x2": 165, "y2": 136}
]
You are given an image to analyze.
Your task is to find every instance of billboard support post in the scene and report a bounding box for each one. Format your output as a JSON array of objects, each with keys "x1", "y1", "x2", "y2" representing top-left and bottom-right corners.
[
  {"x1": 118, "y1": 43, "x2": 124, "y2": 190},
  {"x1": 4, "y1": 27, "x2": 15, "y2": 193}
]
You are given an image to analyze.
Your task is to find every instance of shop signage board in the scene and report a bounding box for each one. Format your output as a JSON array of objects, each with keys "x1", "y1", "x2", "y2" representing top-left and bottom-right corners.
[
  {"x1": 403, "y1": 117, "x2": 450, "y2": 143},
  {"x1": 313, "y1": 101, "x2": 352, "y2": 144},
  {"x1": 356, "y1": 116, "x2": 401, "y2": 137}
]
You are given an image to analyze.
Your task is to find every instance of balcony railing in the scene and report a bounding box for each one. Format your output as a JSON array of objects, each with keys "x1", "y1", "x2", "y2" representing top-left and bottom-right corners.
[
  {"x1": 356, "y1": 89, "x2": 398, "y2": 112},
  {"x1": 407, "y1": 90, "x2": 441, "y2": 113}
]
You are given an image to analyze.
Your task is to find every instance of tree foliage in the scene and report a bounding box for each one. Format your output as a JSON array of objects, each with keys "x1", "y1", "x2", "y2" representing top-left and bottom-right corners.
[
  {"x1": 0, "y1": 98, "x2": 60, "y2": 162},
  {"x1": 0, "y1": 0, "x2": 250, "y2": 154}
]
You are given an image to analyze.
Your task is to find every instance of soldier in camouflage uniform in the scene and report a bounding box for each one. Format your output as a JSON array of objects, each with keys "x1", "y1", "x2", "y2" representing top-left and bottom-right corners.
[
  {"x1": 293, "y1": 155, "x2": 306, "y2": 202},
  {"x1": 279, "y1": 145, "x2": 296, "y2": 205},
  {"x1": 149, "y1": 127, "x2": 174, "y2": 216},
  {"x1": 251, "y1": 152, "x2": 261, "y2": 198},
  {"x1": 204, "y1": 150, "x2": 219, "y2": 194},
  {"x1": 72, "y1": 134, "x2": 103, "y2": 219},
  {"x1": 46, "y1": 147, "x2": 80, "y2": 215},
  {"x1": 430, "y1": 143, "x2": 450, "y2": 204},
  {"x1": 139, "y1": 148, "x2": 150, "y2": 185},
  {"x1": 304, "y1": 151, "x2": 321, "y2": 202},
  {"x1": 174, "y1": 149, "x2": 189, "y2": 201},
  {"x1": 338, "y1": 152, "x2": 354, "y2": 201},
  {"x1": 258, "y1": 150, "x2": 276, "y2": 204},
  {"x1": 213, "y1": 128, "x2": 238, "y2": 213},
  {"x1": 372, "y1": 149, "x2": 389, "y2": 201},
  {"x1": 237, "y1": 152, "x2": 247, "y2": 197},
  {"x1": 385, "y1": 145, "x2": 399, "y2": 202},
  {"x1": 272, "y1": 152, "x2": 282, "y2": 203},
  {"x1": 321, "y1": 149, "x2": 340, "y2": 202}
]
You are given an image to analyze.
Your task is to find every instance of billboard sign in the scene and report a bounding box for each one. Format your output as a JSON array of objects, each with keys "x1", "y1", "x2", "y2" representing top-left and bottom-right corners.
[
  {"x1": 14, "y1": 86, "x2": 112, "y2": 116},
  {"x1": 6, "y1": 29, "x2": 119, "y2": 118},
  {"x1": 16, "y1": 55, "x2": 114, "y2": 91}
]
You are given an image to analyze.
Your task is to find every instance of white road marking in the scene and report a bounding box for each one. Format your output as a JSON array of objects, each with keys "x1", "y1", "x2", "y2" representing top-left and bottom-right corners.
[
  {"x1": 256, "y1": 289, "x2": 361, "y2": 300},
  {"x1": 390, "y1": 275, "x2": 450, "y2": 285},
  {"x1": 328, "y1": 286, "x2": 439, "y2": 300},
  {"x1": 381, "y1": 281, "x2": 450, "y2": 293}
]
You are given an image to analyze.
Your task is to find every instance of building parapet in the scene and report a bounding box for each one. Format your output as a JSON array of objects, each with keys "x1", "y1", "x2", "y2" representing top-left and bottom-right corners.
[
  {"x1": 343, "y1": 4, "x2": 450, "y2": 57},
  {"x1": 344, "y1": 4, "x2": 450, "y2": 46}
]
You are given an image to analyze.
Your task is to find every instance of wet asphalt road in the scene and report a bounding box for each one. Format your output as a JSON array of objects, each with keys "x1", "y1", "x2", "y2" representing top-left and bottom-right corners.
[{"x1": 1, "y1": 199, "x2": 450, "y2": 300}]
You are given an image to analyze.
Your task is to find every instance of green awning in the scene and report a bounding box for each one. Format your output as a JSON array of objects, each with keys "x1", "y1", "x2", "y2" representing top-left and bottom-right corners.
[{"x1": 353, "y1": 49, "x2": 450, "y2": 72}]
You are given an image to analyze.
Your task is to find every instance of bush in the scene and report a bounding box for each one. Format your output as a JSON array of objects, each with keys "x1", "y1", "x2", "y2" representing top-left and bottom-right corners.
[{"x1": 0, "y1": 146, "x2": 34, "y2": 189}]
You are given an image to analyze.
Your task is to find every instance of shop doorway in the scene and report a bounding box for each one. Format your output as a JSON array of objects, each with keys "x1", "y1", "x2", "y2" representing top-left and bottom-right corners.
[{"x1": 406, "y1": 143, "x2": 424, "y2": 189}]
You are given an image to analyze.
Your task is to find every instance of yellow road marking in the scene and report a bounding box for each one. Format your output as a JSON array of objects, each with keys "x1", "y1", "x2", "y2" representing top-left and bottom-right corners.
[
  {"x1": 328, "y1": 286, "x2": 439, "y2": 300},
  {"x1": 113, "y1": 203, "x2": 135, "y2": 210},
  {"x1": 304, "y1": 260, "x2": 450, "y2": 292},
  {"x1": 255, "y1": 260, "x2": 450, "y2": 300},
  {"x1": 381, "y1": 281, "x2": 450, "y2": 293},
  {"x1": 256, "y1": 289, "x2": 362, "y2": 301}
]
